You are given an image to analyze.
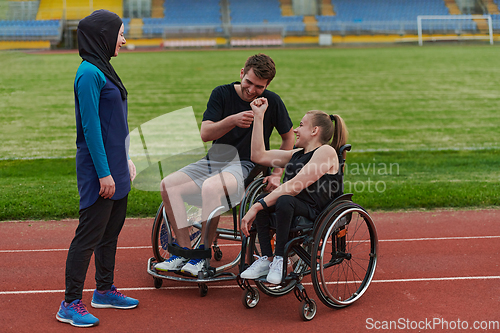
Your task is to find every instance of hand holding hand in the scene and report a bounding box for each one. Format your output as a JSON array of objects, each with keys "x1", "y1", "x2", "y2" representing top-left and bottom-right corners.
[{"x1": 250, "y1": 97, "x2": 268, "y2": 116}]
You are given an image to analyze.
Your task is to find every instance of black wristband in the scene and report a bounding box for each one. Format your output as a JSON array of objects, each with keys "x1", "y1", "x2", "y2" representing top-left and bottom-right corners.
[{"x1": 258, "y1": 198, "x2": 268, "y2": 210}]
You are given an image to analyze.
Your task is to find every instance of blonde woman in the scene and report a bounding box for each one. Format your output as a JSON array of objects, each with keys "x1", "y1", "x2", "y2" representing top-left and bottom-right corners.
[{"x1": 241, "y1": 97, "x2": 348, "y2": 284}]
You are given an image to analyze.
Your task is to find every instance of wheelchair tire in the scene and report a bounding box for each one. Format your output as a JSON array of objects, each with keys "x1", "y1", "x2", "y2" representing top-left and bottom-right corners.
[
  {"x1": 213, "y1": 246, "x2": 223, "y2": 261},
  {"x1": 198, "y1": 283, "x2": 208, "y2": 297},
  {"x1": 311, "y1": 203, "x2": 378, "y2": 309},
  {"x1": 153, "y1": 278, "x2": 163, "y2": 289},
  {"x1": 151, "y1": 202, "x2": 202, "y2": 262},
  {"x1": 242, "y1": 287, "x2": 260, "y2": 309},
  {"x1": 299, "y1": 299, "x2": 317, "y2": 321}
]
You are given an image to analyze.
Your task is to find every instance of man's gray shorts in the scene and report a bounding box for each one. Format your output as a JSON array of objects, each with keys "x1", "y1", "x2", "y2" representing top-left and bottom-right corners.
[{"x1": 179, "y1": 158, "x2": 255, "y2": 204}]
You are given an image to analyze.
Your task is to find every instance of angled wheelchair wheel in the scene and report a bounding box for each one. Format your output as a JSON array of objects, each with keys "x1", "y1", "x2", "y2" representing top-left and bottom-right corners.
[
  {"x1": 242, "y1": 287, "x2": 260, "y2": 309},
  {"x1": 311, "y1": 203, "x2": 378, "y2": 308},
  {"x1": 248, "y1": 232, "x2": 310, "y2": 297},
  {"x1": 151, "y1": 202, "x2": 202, "y2": 262},
  {"x1": 299, "y1": 299, "x2": 317, "y2": 321}
]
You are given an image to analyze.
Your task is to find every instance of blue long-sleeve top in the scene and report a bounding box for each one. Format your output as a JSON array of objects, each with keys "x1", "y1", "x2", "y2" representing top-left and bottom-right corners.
[
  {"x1": 75, "y1": 61, "x2": 110, "y2": 178},
  {"x1": 74, "y1": 61, "x2": 130, "y2": 209}
]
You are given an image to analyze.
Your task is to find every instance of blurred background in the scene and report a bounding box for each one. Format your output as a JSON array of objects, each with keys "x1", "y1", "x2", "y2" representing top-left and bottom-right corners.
[
  {"x1": 1, "y1": 1, "x2": 499, "y2": 220},
  {"x1": 1, "y1": 0, "x2": 500, "y2": 50}
]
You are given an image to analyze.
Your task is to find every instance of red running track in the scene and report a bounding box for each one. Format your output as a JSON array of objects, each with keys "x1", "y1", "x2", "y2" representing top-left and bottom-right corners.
[{"x1": 1, "y1": 209, "x2": 499, "y2": 332}]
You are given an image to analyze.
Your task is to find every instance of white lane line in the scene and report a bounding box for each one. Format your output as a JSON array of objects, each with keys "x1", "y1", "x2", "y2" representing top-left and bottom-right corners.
[
  {"x1": 0, "y1": 246, "x2": 151, "y2": 253},
  {"x1": 1, "y1": 235, "x2": 498, "y2": 253},
  {"x1": 371, "y1": 276, "x2": 500, "y2": 283},
  {"x1": 1, "y1": 276, "x2": 499, "y2": 295},
  {"x1": 380, "y1": 235, "x2": 500, "y2": 242}
]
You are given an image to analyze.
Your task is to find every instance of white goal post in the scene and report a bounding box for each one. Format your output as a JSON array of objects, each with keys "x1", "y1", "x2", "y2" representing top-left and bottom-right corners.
[{"x1": 417, "y1": 15, "x2": 493, "y2": 46}]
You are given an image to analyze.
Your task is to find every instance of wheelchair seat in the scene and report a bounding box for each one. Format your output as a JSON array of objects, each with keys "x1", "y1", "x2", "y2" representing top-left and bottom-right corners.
[
  {"x1": 289, "y1": 216, "x2": 314, "y2": 233},
  {"x1": 265, "y1": 213, "x2": 315, "y2": 234}
]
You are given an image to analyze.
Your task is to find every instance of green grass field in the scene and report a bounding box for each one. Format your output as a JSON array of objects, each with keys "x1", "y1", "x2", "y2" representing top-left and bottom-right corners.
[
  {"x1": 0, "y1": 2, "x2": 7, "y2": 20},
  {"x1": 1, "y1": 45, "x2": 499, "y2": 220}
]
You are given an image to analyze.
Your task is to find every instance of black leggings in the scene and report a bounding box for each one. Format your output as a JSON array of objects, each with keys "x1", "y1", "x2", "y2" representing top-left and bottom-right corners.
[
  {"x1": 64, "y1": 195, "x2": 128, "y2": 303},
  {"x1": 254, "y1": 194, "x2": 315, "y2": 257}
]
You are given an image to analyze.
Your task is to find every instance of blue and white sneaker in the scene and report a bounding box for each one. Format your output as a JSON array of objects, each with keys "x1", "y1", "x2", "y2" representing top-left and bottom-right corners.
[
  {"x1": 56, "y1": 299, "x2": 99, "y2": 327},
  {"x1": 180, "y1": 245, "x2": 206, "y2": 277},
  {"x1": 91, "y1": 285, "x2": 139, "y2": 309},
  {"x1": 180, "y1": 257, "x2": 205, "y2": 277},
  {"x1": 155, "y1": 254, "x2": 189, "y2": 272}
]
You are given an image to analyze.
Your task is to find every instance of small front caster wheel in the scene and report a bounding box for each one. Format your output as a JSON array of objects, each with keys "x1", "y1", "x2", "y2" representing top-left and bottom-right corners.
[
  {"x1": 299, "y1": 299, "x2": 317, "y2": 321},
  {"x1": 213, "y1": 247, "x2": 223, "y2": 261},
  {"x1": 198, "y1": 283, "x2": 208, "y2": 297},
  {"x1": 242, "y1": 287, "x2": 260, "y2": 309},
  {"x1": 154, "y1": 278, "x2": 163, "y2": 289}
]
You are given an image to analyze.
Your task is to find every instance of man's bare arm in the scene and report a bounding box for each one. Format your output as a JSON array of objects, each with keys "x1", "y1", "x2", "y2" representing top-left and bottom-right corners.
[{"x1": 200, "y1": 111, "x2": 254, "y2": 142}]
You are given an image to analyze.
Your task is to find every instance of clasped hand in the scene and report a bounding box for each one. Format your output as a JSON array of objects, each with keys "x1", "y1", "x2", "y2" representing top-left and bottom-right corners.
[{"x1": 250, "y1": 97, "x2": 268, "y2": 116}]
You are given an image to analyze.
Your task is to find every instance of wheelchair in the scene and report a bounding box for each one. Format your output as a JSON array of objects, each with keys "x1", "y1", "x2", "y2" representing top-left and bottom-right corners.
[
  {"x1": 236, "y1": 144, "x2": 378, "y2": 321},
  {"x1": 146, "y1": 163, "x2": 270, "y2": 296}
]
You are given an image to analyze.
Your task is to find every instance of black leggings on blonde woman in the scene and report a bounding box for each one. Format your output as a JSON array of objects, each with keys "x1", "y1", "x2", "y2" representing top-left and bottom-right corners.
[{"x1": 254, "y1": 194, "x2": 316, "y2": 257}]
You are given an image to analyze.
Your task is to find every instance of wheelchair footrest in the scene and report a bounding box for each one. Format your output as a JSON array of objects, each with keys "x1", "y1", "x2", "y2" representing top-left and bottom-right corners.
[{"x1": 168, "y1": 244, "x2": 212, "y2": 259}]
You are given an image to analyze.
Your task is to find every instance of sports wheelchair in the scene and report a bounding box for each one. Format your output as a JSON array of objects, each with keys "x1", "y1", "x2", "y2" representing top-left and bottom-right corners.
[
  {"x1": 146, "y1": 163, "x2": 271, "y2": 296},
  {"x1": 236, "y1": 144, "x2": 378, "y2": 321}
]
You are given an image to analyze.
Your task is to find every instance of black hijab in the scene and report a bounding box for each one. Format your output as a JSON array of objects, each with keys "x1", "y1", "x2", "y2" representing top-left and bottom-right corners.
[{"x1": 77, "y1": 9, "x2": 128, "y2": 100}]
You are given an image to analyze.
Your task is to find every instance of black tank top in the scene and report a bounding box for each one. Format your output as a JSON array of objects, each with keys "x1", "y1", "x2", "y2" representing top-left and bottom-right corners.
[{"x1": 283, "y1": 147, "x2": 342, "y2": 215}]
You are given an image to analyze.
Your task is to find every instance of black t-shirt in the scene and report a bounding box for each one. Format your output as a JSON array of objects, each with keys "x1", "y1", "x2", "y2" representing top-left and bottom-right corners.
[{"x1": 203, "y1": 82, "x2": 293, "y2": 162}]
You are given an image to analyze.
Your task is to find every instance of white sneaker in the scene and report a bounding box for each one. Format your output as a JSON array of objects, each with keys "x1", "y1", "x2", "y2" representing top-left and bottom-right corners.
[
  {"x1": 266, "y1": 256, "x2": 284, "y2": 284},
  {"x1": 180, "y1": 258, "x2": 205, "y2": 277},
  {"x1": 240, "y1": 256, "x2": 271, "y2": 279},
  {"x1": 155, "y1": 255, "x2": 188, "y2": 272}
]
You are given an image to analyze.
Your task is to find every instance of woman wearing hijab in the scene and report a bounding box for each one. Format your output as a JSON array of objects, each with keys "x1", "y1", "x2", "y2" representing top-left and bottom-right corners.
[{"x1": 56, "y1": 10, "x2": 138, "y2": 328}]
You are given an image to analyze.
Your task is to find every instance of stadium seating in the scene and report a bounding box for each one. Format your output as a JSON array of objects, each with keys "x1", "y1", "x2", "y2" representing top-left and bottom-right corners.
[
  {"x1": 139, "y1": 0, "x2": 486, "y2": 39},
  {"x1": 490, "y1": 14, "x2": 500, "y2": 29},
  {"x1": 163, "y1": 0, "x2": 220, "y2": 25},
  {"x1": 142, "y1": 0, "x2": 222, "y2": 36},
  {"x1": 1, "y1": 0, "x2": 495, "y2": 49},
  {"x1": 123, "y1": 17, "x2": 131, "y2": 35},
  {"x1": 229, "y1": 0, "x2": 304, "y2": 32},
  {"x1": 36, "y1": 0, "x2": 122, "y2": 20},
  {"x1": 0, "y1": 19, "x2": 61, "y2": 40},
  {"x1": 143, "y1": 0, "x2": 304, "y2": 37},
  {"x1": 492, "y1": 1, "x2": 500, "y2": 29},
  {"x1": 316, "y1": 0, "x2": 477, "y2": 34}
]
